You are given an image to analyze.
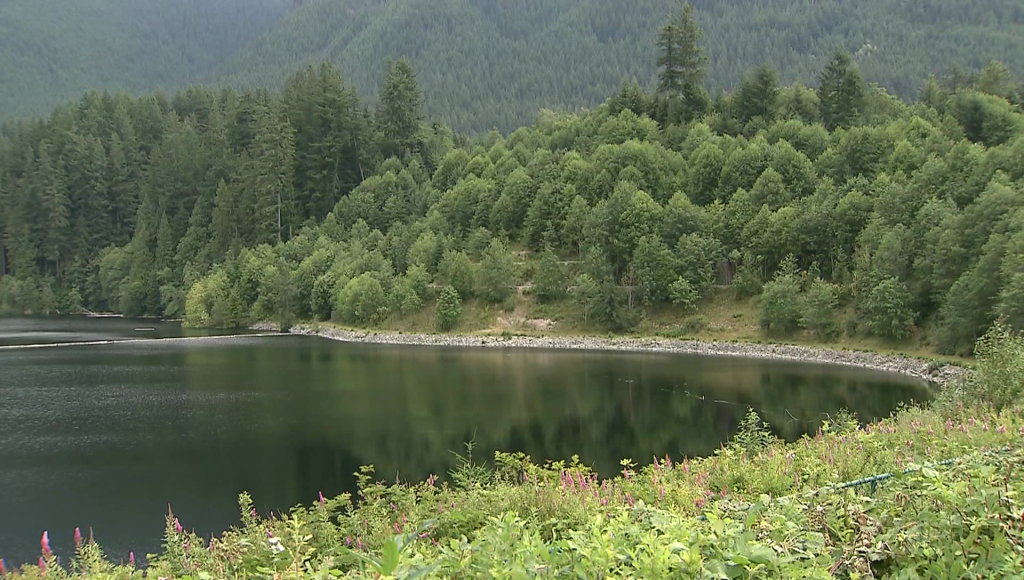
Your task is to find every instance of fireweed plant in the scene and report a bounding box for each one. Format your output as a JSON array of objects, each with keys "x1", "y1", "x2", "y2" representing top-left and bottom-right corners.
[{"x1": 3, "y1": 330, "x2": 1024, "y2": 578}]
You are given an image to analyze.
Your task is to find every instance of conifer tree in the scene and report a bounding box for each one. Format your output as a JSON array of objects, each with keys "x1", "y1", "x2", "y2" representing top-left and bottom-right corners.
[
  {"x1": 376, "y1": 58, "x2": 424, "y2": 159},
  {"x1": 819, "y1": 50, "x2": 865, "y2": 130},
  {"x1": 656, "y1": 2, "x2": 708, "y2": 123}
]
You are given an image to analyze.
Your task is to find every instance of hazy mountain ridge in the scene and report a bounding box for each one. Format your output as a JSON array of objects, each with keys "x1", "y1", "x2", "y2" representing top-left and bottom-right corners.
[{"x1": 211, "y1": 0, "x2": 1024, "y2": 132}]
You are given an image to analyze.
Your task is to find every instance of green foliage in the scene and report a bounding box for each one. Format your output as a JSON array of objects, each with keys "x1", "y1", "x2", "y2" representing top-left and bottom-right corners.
[
  {"x1": 336, "y1": 273, "x2": 388, "y2": 325},
  {"x1": 818, "y1": 50, "x2": 865, "y2": 131},
  {"x1": 955, "y1": 323, "x2": 1024, "y2": 411},
  {"x1": 800, "y1": 279, "x2": 841, "y2": 339},
  {"x1": 474, "y1": 239, "x2": 517, "y2": 303},
  {"x1": 669, "y1": 277, "x2": 699, "y2": 311},
  {"x1": 861, "y1": 276, "x2": 916, "y2": 339},
  {"x1": 533, "y1": 247, "x2": 566, "y2": 302},
  {"x1": 436, "y1": 285, "x2": 462, "y2": 331},
  {"x1": 759, "y1": 273, "x2": 801, "y2": 335},
  {"x1": 439, "y1": 250, "x2": 476, "y2": 300}
]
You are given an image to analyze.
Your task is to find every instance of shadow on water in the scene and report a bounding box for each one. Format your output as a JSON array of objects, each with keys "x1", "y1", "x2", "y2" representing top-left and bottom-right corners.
[{"x1": 0, "y1": 324, "x2": 931, "y2": 564}]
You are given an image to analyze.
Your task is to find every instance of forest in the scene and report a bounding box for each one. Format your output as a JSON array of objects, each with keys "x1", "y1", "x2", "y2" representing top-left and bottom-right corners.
[
  {"x1": 3, "y1": 0, "x2": 1024, "y2": 133},
  {"x1": 2, "y1": 4, "x2": 1024, "y2": 355},
  {"x1": 202, "y1": 0, "x2": 1024, "y2": 132},
  {"x1": 0, "y1": 0, "x2": 290, "y2": 121}
]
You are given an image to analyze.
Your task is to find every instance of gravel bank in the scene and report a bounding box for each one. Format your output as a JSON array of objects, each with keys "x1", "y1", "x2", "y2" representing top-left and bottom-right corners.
[{"x1": 278, "y1": 323, "x2": 964, "y2": 387}]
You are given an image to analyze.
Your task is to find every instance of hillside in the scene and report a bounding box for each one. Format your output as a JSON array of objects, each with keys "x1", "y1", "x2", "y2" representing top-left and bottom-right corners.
[
  {"x1": 0, "y1": 0, "x2": 289, "y2": 120},
  {"x1": 211, "y1": 0, "x2": 1024, "y2": 132}
]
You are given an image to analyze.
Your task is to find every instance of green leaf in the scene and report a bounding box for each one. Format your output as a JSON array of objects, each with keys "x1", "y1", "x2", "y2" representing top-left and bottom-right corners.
[{"x1": 381, "y1": 538, "x2": 400, "y2": 575}]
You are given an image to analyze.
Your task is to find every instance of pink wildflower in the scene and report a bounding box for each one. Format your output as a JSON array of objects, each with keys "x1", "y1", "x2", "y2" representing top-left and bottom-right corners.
[
  {"x1": 683, "y1": 458, "x2": 689, "y2": 473},
  {"x1": 345, "y1": 537, "x2": 352, "y2": 546},
  {"x1": 38, "y1": 558, "x2": 45, "y2": 571},
  {"x1": 129, "y1": 552, "x2": 135, "y2": 566},
  {"x1": 319, "y1": 491, "x2": 326, "y2": 506},
  {"x1": 74, "y1": 527, "x2": 82, "y2": 547},
  {"x1": 625, "y1": 493, "x2": 634, "y2": 507},
  {"x1": 41, "y1": 531, "x2": 51, "y2": 557},
  {"x1": 1, "y1": 558, "x2": 7, "y2": 575},
  {"x1": 945, "y1": 419, "x2": 953, "y2": 430},
  {"x1": 659, "y1": 486, "x2": 665, "y2": 501},
  {"x1": 622, "y1": 468, "x2": 630, "y2": 480},
  {"x1": 356, "y1": 538, "x2": 362, "y2": 551},
  {"x1": 998, "y1": 425, "x2": 1007, "y2": 434},
  {"x1": 427, "y1": 474, "x2": 436, "y2": 487},
  {"x1": 394, "y1": 522, "x2": 401, "y2": 534},
  {"x1": 174, "y1": 518, "x2": 183, "y2": 534},
  {"x1": 983, "y1": 422, "x2": 989, "y2": 432}
]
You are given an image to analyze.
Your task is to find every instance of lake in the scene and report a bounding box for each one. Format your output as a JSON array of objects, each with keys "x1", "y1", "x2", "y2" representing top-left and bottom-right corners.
[{"x1": 0, "y1": 317, "x2": 931, "y2": 564}]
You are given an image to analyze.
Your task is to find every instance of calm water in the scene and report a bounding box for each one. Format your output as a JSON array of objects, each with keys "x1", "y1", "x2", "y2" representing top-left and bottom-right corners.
[{"x1": 0, "y1": 319, "x2": 931, "y2": 564}]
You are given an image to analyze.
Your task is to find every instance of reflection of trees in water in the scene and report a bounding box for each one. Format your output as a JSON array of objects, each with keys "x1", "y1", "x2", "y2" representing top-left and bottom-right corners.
[{"x1": 184, "y1": 339, "x2": 931, "y2": 493}]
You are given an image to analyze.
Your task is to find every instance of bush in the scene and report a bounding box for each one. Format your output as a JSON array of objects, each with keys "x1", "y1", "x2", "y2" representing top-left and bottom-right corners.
[
  {"x1": 955, "y1": 323, "x2": 1024, "y2": 411},
  {"x1": 800, "y1": 279, "x2": 840, "y2": 339},
  {"x1": 437, "y1": 285, "x2": 462, "y2": 331},
  {"x1": 861, "y1": 276, "x2": 915, "y2": 339},
  {"x1": 439, "y1": 250, "x2": 476, "y2": 299},
  {"x1": 533, "y1": 247, "x2": 565, "y2": 302},
  {"x1": 680, "y1": 315, "x2": 707, "y2": 334},
  {"x1": 732, "y1": 264, "x2": 763, "y2": 299},
  {"x1": 759, "y1": 275, "x2": 801, "y2": 334},
  {"x1": 475, "y1": 239, "x2": 517, "y2": 303},
  {"x1": 669, "y1": 277, "x2": 699, "y2": 311},
  {"x1": 336, "y1": 273, "x2": 389, "y2": 325}
]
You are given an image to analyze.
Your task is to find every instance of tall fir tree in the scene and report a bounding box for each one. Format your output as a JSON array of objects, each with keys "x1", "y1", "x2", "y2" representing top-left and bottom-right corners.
[
  {"x1": 819, "y1": 50, "x2": 865, "y2": 131},
  {"x1": 656, "y1": 2, "x2": 708, "y2": 123},
  {"x1": 375, "y1": 58, "x2": 424, "y2": 159}
]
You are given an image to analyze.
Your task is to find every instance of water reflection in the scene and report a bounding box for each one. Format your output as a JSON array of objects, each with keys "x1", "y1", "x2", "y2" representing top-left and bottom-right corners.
[{"x1": 0, "y1": 334, "x2": 930, "y2": 563}]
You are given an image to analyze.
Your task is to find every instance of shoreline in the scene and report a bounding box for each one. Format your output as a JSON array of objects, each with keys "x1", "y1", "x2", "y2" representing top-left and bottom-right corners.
[{"x1": 273, "y1": 323, "x2": 965, "y2": 387}]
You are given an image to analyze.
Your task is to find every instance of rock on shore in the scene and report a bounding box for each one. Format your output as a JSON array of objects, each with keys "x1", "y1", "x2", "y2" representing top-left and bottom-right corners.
[{"x1": 283, "y1": 324, "x2": 964, "y2": 387}]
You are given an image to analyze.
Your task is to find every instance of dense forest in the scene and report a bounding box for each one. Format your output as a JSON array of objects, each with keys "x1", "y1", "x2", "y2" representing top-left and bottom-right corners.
[
  {"x1": 3, "y1": 0, "x2": 1024, "y2": 133},
  {"x1": 2, "y1": 4, "x2": 1024, "y2": 355},
  {"x1": 212, "y1": 0, "x2": 1024, "y2": 132},
  {"x1": 0, "y1": 0, "x2": 290, "y2": 120}
]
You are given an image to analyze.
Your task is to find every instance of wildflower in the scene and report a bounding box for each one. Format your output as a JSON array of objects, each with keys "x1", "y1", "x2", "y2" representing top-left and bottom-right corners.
[
  {"x1": 345, "y1": 537, "x2": 352, "y2": 547},
  {"x1": 983, "y1": 422, "x2": 989, "y2": 432},
  {"x1": 998, "y1": 425, "x2": 1007, "y2": 434},
  {"x1": 251, "y1": 508, "x2": 257, "y2": 518},
  {"x1": 319, "y1": 491, "x2": 326, "y2": 506},
  {"x1": 905, "y1": 440, "x2": 913, "y2": 448},
  {"x1": 129, "y1": 552, "x2": 135, "y2": 566},
  {"x1": 622, "y1": 468, "x2": 630, "y2": 480},
  {"x1": 945, "y1": 419, "x2": 953, "y2": 430},
  {"x1": 927, "y1": 426, "x2": 934, "y2": 435},
  {"x1": 356, "y1": 538, "x2": 363, "y2": 551},
  {"x1": 38, "y1": 558, "x2": 45, "y2": 571},
  {"x1": 682, "y1": 458, "x2": 689, "y2": 473},
  {"x1": 427, "y1": 474, "x2": 436, "y2": 487},
  {"x1": 625, "y1": 493, "x2": 635, "y2": 507},
  {"x1": 174, "y1": 518, "x2": 183, "y2": 534},
  {"x1": 41, "y1": 531, "x2": 51, "y2": 557},
  {"x1": 394, "y1": 522, "x2": 401, "y2": 533},
  {"x1": 73, "y1": 527, "x2": 82, "y2": 548},
  {"x1": 268, "y1": 536, "x2": 285, "y2": 554},
  {"x1": 653, "y1": 456, "x2": 661, "y2": 470},
  {"x1": 401, "y1": 513, "x2": 407, "y2": 524},
  {"x1": 1, "y1": 558, "x2": 7, "y2": 575},
  {"x1": 665, "y1": 454, "x2": 673, "y2": 469},
  {"x1": 659, "y1": 486, "x2": 665, "y2": 501},
  {"x1": 438, "y1": 502, "x2": 444, "y2": 514},
  {"x1": 389, "y1": 503, "x2": 397, "y2": 511}
]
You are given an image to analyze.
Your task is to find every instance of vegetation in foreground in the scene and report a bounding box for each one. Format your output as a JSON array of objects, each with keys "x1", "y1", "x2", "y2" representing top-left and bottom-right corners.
[{"x1": 1, "y1": 328, "x2": 1023, "y2": 579}]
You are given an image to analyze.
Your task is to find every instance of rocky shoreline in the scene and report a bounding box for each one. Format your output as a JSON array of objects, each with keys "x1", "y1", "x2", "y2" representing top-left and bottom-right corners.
[{"x1": 263, "y1": 323, "x2": 966, "y2": 387}]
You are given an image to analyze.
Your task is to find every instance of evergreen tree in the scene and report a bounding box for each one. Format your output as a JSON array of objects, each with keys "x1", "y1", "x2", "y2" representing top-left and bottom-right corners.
[
  {"x1": 376, "y1": 58, "x2": 424, "y2": 159},
  {"x1": 735, "y1": 64, "x2": 780, "y2": 125},
  {"x1": 656, "y1": 2, "x2": 708, "y2": 123},
  {"x1": 819, "y1": 50, "x2": 865, "y2": 131}
]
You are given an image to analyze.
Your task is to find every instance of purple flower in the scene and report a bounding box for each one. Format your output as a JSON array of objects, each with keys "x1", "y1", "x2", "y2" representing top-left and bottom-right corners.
[
  {"x1": 129, "y1": 552, "x2": 135, "y2": 566},
  {"x1": 174, "y1": 518, "x2": 183, "y2": 534},
  {"x1": 251, "y1": 508, "x2": 257, "y2": 518},
  {"x1": 427, "y1": 474, "x2": 436, "y2": 487},
  {"x1": 356, "y1": 538, "x2": 363, "y2": 551},
  {"x1": 41, "y1": 531, "x2": 51, "y2": 557},
  {"x1": 319, "y1": 491, "x2": 326, "y2": 506},
  {"x1": 345, "y1": 536, "x2": 352, "y2": 546},
  {"x1": 394, "y1": 522, "x2": 401, "y2": 533},
  {"x1": 74, "y1": 527, "x2": 82, "y2": 547}
]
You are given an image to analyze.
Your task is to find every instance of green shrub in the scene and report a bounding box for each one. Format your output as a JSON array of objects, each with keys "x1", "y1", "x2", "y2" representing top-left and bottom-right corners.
[
  {"x1": 861, "y1": 276, "x2": 916, "y2": 339},
  {"x1": 437, "y1": 285, "x2": 462, "y2": 331},
  {"x1": 800, "y1": 279, "x2": 840, "y2": 339},
  {"x1": 669, "y1": 277, "x2": 699, "y2": 311},
  {"x1": 336, "y1": 273, "x2": 389, "y2": 325},
  {"x1": 759, "y1": 274, "x2": 801, "y2": 334}
]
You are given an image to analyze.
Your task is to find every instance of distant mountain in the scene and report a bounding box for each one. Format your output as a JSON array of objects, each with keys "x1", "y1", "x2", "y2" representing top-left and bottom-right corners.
[
  {"x1": 3, "y1": 0, "x2": 1023, "y2": 132},
  {"x1": 211, "y1": 0, "x2": 1024, "y2": 132},
  {"x1": 0, "y1": 0, "x2": 289, "y2": 119}
]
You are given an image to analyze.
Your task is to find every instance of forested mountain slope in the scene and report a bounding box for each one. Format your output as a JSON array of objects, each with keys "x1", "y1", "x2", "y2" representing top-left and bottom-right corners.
[
  {"x1": 212, "y1": 0, "x2": 1024, "y2": 132},
  {"x1": 0, "y1": 0, "x2": 290, "y2": 120}
]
